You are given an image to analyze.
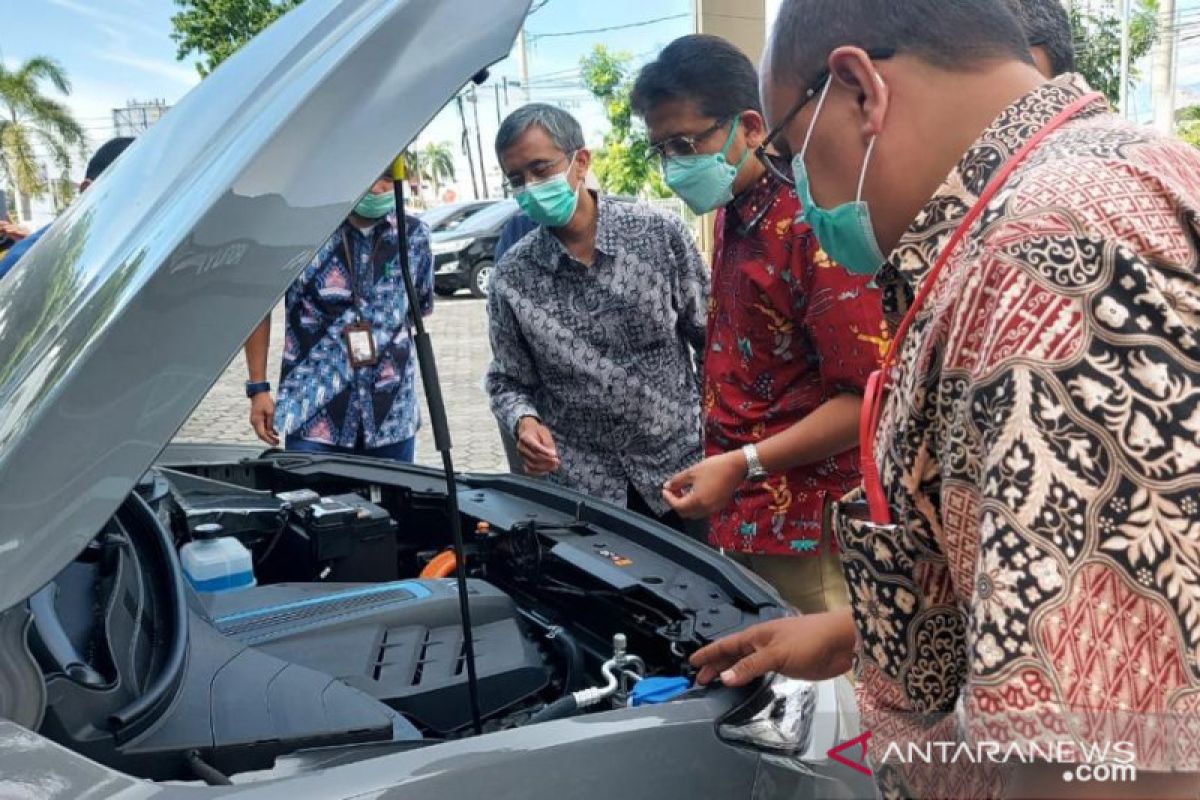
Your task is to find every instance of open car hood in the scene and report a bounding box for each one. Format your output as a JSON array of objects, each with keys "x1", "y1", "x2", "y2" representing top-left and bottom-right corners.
[{"x1": 0, "y1": 0, "x2": 529, "y2": 612}]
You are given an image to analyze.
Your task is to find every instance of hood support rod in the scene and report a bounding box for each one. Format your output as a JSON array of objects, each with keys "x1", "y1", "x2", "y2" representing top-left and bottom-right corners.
[{"x1": 391, "y1": 172, "x2": 483, "y2": 735}]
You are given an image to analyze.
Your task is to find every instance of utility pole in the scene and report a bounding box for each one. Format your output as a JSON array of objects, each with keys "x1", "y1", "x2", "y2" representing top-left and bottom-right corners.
[
  {"x1": 1152, "y1": 0, "x2": 1178, "y2": 135},
  {"x1": 495, "y1": 83, "x2": 503, "y2": 127},
  {"x1": 456, "y1": 94, "x2": 479, "y2": 200},
  {"x1": 516, "y1": 27, "x2": 532, "y2": 103},
  {"x1": 470, "y1": 87, "x2": 489, "y2": 199},
  {"x1": 1118, "y1": 0, "x2": 1132, "y2": 119}
]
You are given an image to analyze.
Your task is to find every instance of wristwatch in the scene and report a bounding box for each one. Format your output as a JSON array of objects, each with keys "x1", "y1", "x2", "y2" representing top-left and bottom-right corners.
[
  {"x1": 742, "y1": 443, "x2": 769, "y2": 483},
  {"x1": 245, "y1": 381, "x2": 272, "y2": 398}
]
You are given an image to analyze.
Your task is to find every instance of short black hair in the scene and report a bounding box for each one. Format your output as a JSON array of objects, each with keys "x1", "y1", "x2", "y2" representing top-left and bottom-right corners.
[
  {"x1": 631, "y1": 34, "x2": 761, "y2": 121},
  {"x1": 85, "y1": 137, "x2": 135, "y2": 181},
  {"x1": 1008, "y1": 0, "x2": 1076, "y2": 77},
  {"x1": 770, "y1": 0, "x2": 1033, "y2": 89}
]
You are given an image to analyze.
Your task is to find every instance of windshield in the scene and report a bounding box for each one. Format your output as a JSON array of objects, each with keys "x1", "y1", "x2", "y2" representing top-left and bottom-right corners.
[
  {"x1": 452, "y1": 199, "x2": 518, "y2": 236},
  {"x1": 422, "y1": 202, "x2": 491, "y2": 233}
]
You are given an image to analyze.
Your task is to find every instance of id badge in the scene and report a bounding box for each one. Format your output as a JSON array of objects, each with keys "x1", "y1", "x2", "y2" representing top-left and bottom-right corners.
[{"x1": 343, "y1": 322, "x2": 378, "y2": 368}]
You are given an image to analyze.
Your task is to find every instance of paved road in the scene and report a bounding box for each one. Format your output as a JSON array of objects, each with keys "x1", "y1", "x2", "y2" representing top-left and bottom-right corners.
[{"x1": 175, "y1": 296, "x2": 509, "y2": 474}]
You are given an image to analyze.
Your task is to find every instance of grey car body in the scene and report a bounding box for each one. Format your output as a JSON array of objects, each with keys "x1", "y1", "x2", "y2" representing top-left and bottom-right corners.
[{"x1": 0, "y1": 1, "x2": 872, "y2": 797}]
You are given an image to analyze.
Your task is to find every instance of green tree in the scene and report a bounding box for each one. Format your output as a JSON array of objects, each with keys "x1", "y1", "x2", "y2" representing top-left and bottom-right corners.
[
  {"x1": 0, "y1": 56, "x2": 85, "y2": 222},
  {"x1": 170, "y1": 0, "x2": 303, "y2": 77},
  {"x1": 1176, "y1": 106, "x2": 1200, "y2": 149},
  {"x1": 420, "y1": 141, "x2": 456, "y2": 196},
  {"x1": 579, "y1": 45, "x2": 669, "y2": 199},
  {"x1": 1070, "y1": 0, "x2": 1159, "y2": 107}
]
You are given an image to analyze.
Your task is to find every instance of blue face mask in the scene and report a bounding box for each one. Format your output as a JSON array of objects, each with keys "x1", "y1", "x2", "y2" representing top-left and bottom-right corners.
[
  {"x1": 354, "y1": 189, "x2": 396, "y2": 220},
  {"x1": 516, "y1": 154, "x2": 580, "y2": 228},
  {"x1": 664, "y1": 115, "x2": 750, "y2": 215},
  {"x1": 792, "y1": 77, "x2": 887, "y2": 276}
]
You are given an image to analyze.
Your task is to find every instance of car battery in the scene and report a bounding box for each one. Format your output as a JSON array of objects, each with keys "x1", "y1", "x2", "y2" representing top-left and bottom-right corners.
[{"x1": 282, "y1": 493, "x2": 399, "y2": 583}]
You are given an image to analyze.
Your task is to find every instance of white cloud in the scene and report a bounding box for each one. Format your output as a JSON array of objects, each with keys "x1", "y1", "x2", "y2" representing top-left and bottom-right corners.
[
  {"x1": 97, "y1": 51, "x2": 197, "y2": 87},
  {"x1": 88, "y1": 21, "x2": 197, "y2": 89},
  {"x1": 46, "y1": 0, "x2": 160, "y2": 39}
]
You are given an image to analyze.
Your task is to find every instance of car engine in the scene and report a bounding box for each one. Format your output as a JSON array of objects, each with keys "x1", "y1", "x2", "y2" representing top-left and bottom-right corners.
[{"x1": 20, "y1": 452, "x2": 785, "y2": 783}]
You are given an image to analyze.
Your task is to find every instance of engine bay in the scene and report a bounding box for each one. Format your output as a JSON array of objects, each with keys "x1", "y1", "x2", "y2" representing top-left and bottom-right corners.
[{"x1": 19, "y1": 451, "x2": 786, "y2": 783}]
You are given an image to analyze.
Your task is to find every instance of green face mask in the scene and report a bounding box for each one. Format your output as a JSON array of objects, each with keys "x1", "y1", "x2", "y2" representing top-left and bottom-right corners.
[
  {"x1": 354, "y1": 190, "x2": 396, "y2": 220},
  {"x1": 663, "y1": 115, "x2": 750, "y2": 215},
  {"x1": 516, "y1": 154, "x2": 580, "y2": 228},
  {"x1": 792, "y1": 77, "x2": 886, "y2": 276}
]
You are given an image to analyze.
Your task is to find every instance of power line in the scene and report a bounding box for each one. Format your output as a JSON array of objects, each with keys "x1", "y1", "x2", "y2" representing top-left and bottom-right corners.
[{"x1": 528, "y1": 13, "x2": 688, "y2": 41}]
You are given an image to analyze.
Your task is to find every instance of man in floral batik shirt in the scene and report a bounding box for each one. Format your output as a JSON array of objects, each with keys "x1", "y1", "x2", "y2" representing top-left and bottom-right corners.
[
  {"x1": 633, "y1": 35, "x2": 883, "y2": 613},
  {"x1": 692, "y1": 1, "x2": 1200, "y2": 797},
  {"x1": 243, "y1": 171, "x2": 433, "y2": 462}
]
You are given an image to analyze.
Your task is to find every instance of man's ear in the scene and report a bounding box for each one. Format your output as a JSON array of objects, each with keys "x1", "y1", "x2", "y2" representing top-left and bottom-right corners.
[
  {"x1": 573, "y1": 148, "x2": 592, "y2": 180},
  {"x1": 740, "y1": 110, "x2": 768, "y2": 149},
  {"x1": 828, "y1": 46, "x2": 890, "y2": 140}
]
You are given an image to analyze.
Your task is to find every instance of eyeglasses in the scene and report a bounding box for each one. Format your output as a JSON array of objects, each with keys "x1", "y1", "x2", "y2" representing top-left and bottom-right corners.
[
  {"x1": 754, "y1": 48, "x2": 896, "y2": 187},
  {"x1": 502, "y1": 153, "x2": 574, "y2": 193},
  {"x1": 648, "y1": 117, "x2": 733, "y2": 167}
]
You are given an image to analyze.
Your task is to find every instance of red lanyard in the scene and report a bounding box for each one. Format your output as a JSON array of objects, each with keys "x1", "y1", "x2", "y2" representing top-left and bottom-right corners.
[{"x1": 860, "y1": 93, "x2": 1104, "y2": 525}]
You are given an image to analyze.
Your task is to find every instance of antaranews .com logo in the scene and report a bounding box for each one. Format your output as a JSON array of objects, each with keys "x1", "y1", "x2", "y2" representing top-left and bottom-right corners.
[{"x1": 827, "y1": 732, "x2": 1139, "y2": 785}]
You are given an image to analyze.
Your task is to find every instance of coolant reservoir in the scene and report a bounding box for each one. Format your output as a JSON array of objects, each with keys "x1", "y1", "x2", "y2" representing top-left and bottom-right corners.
[{"x1": 180, "y1": 523, "x2": 256, "y2": 593}]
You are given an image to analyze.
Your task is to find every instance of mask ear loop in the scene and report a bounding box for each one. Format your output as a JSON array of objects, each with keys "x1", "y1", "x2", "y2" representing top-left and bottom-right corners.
[
  {"x1": 857, "y1": 136, "x2": 877, "y2": 203},
  {"x1": 798, "y1": 75, "x2": 834, "y2": 161},
  {"x1": 856, "y1": 71, "x2": 886, "y2": 203}
]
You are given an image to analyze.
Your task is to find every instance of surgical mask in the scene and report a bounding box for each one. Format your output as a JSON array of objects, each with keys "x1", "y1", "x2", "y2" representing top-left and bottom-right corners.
[
  {"x1": 354, "y1": 190, "x2": 396, "y2": 220},
  {"x1": 791, "y1": 77, "x2": 887, "y2": 276},
  {"x1": 664, "y1": 114, "x2": 750, "y2": 215},
  {"x1": 516, "y1": 154, "x2": 580, "y2": 228}
]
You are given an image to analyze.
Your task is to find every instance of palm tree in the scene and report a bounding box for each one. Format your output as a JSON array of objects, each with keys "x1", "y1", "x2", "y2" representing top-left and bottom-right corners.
[
  {"x1": 401, "y1": 149, "x2": 423, "y2": 195},
  {"x1": 420, "y1": 142, "x2": 456, "y2": 198},
  {"x1": 0, "y1": 57, "x2": 85, "y2": 222}
]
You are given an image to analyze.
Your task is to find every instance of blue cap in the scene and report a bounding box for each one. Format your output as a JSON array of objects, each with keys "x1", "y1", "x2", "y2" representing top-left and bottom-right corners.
[{"x1": 630, "y1": 676, "x2": 692, "y2": 707}]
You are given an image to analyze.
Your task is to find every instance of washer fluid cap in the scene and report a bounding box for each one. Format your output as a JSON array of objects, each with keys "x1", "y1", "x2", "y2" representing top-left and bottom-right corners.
[{"x1": 629, "y1": 676, "x2": 692, "y2": 707}]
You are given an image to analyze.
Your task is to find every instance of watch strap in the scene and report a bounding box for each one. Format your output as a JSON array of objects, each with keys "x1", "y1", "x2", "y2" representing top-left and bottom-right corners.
[
  {"x1": 245, "y1": 380, "x2": 272, "y2": 398},
  {"x1": 742, "y1": 443, "x2": 768, "y2": 482}
]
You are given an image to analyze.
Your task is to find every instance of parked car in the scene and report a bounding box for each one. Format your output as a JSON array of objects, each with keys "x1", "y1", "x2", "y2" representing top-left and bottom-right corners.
[
  {"x1": 419, "y1": 199, "x2": 497, "y2": 235},
  {"x1": 432, "y1": 198, "x2": 518, "y2": 298},
  {"x1": 0, "y1": 0, "x2": 870, "y2": 798}
]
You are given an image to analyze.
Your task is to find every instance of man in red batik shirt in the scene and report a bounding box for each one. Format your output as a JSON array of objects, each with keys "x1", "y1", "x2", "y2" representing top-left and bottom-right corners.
[{"x1": 633, "y1": 35, "x2": 884, "y2": 613}]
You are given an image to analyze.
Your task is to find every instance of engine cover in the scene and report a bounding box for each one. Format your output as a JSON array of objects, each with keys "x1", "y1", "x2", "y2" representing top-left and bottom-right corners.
[{"x1": 204, "y1": 579, "x2": 551, "y2": 734}]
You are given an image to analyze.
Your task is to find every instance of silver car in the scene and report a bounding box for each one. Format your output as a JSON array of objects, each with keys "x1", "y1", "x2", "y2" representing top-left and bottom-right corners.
[{"x1": 0, "y1": 1, "x2": 871, "y2": 797}]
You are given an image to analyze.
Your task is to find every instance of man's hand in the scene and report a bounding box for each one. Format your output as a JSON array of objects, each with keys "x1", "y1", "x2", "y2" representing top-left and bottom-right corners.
[
  {"x1": 249, "y1": 393, "x2": 279, "y2": 446},
  {"x1": 690, "y1": 611, "x2": 857, "y2": 686},
  {"x1": 0, "y1": 221, "x2": 28, "y2": 241},
  {"x1": 662, "y1": 450, "x2": 746, "y2": 520},
  {"x1": 516, "y1": 416, "x2": 560, "y2": 476}
]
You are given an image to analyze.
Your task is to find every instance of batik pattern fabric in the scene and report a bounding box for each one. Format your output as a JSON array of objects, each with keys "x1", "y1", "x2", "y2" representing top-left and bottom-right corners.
[
  {"x1": 833, "y1": 75, "x2": 1200, "y2": 798},
  {"x1": 705, "y1": 172, "x2": 884, "y2": 556},
  {"x1": 275, "y1": 214, "x2": 433, "y2": 449},
  {"x1": 486, "y1": 194, "x2": 708, "y2": 515}
]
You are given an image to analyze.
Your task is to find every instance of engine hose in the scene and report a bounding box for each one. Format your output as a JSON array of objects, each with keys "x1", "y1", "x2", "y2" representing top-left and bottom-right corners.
[
  {"x1": 547, "y1": 627, "x2": 586, "y2": 692},
  {"x1": 513, "y1": 609, "x2": 586, "y2": 692},
  {"x1": 419, "y1": 550, "x2": 458, "y2": 579},
  {"x1": 528, "y1": 695, "x2": 578, "y2": 724},
  {"x1": 186, "y1": 750, "x2": 232, "y2": 786}
]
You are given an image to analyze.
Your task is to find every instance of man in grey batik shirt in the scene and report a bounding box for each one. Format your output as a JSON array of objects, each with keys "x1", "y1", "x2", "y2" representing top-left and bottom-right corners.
[{"x1": 486, "y1": 103, "x2": 709, "y2": 538}]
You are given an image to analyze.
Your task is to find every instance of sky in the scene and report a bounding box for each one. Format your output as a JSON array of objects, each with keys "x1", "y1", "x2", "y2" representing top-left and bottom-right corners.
[
  {"x1": 4, "y1": 0, "x2": 1200, "y2": 210},
  {"x1": 2, "y1": 0, "x2": 695, "y2": 207}
]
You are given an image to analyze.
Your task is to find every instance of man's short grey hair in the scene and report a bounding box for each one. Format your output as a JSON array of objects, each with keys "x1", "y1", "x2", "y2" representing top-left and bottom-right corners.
[{"x1": 495, "y1": 103, "x2": 585, "y2": 162}]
